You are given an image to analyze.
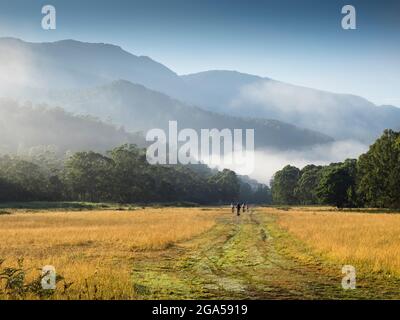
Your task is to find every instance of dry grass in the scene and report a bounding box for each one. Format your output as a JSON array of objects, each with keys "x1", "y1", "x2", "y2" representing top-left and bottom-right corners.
[
  {"x1": 269, "y1": 208, "x2": 400, "y2": 276},
  {"x1": 0, "y1": 208, "x2": 221, "y2": 299}
]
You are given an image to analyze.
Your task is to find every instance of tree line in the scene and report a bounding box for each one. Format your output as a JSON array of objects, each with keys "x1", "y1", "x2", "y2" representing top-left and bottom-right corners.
[
  {"x1": 0, "y1": 144, "x2": 271, "y2": 205},
  {"x1": 271, "y1": 130, "x2": 400, "y2": 209}
]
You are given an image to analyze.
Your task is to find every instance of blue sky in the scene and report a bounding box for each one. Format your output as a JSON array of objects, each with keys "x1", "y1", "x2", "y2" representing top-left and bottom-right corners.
[{"x1": 0, "y1": 0, "x2": 399, "y2": 106}]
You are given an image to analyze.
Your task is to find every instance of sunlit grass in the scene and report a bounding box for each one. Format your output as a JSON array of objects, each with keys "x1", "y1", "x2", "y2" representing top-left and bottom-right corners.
[
  {"x1": 0, "y1": 208, "x2": 220, "y2": 299},
  {"x1": 268, "y1": 208, "x2": 400, "y2": 276}
]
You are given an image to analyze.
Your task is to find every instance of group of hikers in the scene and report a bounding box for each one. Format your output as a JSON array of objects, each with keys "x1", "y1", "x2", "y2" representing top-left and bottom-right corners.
[{"x1": 231, "y1": 202, "x2": 249, "y2": 216}]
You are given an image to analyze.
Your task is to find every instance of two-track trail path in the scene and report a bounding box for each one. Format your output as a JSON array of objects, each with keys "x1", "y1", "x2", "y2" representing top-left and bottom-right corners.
[{"x1": 131, "y1": 209, "x2": 400, "y2": 299}]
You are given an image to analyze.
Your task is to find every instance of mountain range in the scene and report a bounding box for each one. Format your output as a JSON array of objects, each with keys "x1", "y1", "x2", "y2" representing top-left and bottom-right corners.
[{"x1": 0, "y1": 37, "x2": 399, "y2": 152}]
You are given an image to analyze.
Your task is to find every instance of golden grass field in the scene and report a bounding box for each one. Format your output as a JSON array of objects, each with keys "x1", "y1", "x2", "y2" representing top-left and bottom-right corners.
[
  {"x1": 0, "y1": 208, "x2": 220, "y2": 299},
  {"x1": 272, "y1": 207, "x2": 400, "y2": 276},
  {"x1": 2, "y1": 206, "x2": 400, "y2": 299}
]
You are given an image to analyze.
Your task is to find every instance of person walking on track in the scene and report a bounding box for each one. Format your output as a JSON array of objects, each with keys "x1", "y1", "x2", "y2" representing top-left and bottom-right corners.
[{"x1": 236, "y1": 203, "x2": 241, "y2": 216}]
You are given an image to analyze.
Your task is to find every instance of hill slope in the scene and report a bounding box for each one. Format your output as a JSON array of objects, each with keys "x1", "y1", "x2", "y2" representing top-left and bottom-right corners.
[
  {"x1": 181, "y1": 71, "x2": 400, "y2": 142},
  {"x1": 0, "y1": 98, "x2": 145, "y2": 154},
  {"x1": 0, "y1": 37, "x2": 185, "y2": 97},
  {"x1": 40, "y1": 80, "x2": 333, "y2": 150}
]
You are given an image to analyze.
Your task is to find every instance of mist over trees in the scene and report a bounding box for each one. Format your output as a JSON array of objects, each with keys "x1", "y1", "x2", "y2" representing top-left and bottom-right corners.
[
  {"x1": 271, "y1": 130, "x2": 400, "y2": 209},
  {"x1": 0, "y1": 144, "x2": 271, "y2": 205},
  {"x1": 0, "y1": 98, "x2": 145, "y2": 155}
]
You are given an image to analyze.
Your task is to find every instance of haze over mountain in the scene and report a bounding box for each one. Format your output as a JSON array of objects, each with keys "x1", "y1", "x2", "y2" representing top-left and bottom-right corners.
[
  {"x1": 38, "y1": 80, "x2": 333, "y2": 150},
  {"x1": 0, "y1": 37, "x2": 184, "y2": 96},
  {"x1": 0, "y1": 98, "x2": 145, "y2": 155},
  {"x1": 181, "y1": 71, "x2": 400, "y2": 143},
  {"x1": 1, "y1": 38, "x2": 398, "y2": 144}
]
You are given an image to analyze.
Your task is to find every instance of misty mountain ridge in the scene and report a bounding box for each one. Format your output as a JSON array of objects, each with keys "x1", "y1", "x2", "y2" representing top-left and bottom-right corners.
[
  {"x1": 0, "y1": 37, "x2": 185, "y2": 96},
  {"x1": 180, "y1": 70, "x2": 400, "y2": 142},
  {"x1": 0, "y1": 37, "x2": 399, "y2": 145},
  {"x1": 37, "y1": 79, "x2": 333, "y2": 150}
]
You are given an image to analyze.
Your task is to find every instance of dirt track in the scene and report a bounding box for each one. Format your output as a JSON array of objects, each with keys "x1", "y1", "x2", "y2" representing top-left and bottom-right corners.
[{"x1": 132, "y1": 209, "x2": 400, "y2": 299}]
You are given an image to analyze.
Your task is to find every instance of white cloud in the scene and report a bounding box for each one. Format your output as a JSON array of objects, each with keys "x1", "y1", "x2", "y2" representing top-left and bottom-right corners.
[
  {"x1": 232, "y1": 80, "x2": 339, "y2": 114},
  {"x1": 217, "y1": 140, "x2": 369, "y2": 185}
]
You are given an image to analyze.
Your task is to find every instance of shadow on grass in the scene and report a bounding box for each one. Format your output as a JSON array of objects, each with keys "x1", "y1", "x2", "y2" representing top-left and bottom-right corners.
[
  {"x1": 0, "y1": 201, "x2": 201, "y2": 211},
  {"x1": 0, "y1": 201, "x2": 117, "y2": 210}
]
